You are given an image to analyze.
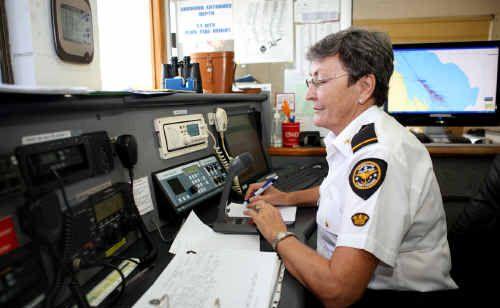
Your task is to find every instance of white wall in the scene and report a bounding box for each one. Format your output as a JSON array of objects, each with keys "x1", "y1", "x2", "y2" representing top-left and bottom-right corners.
[
  {"x1": 5, "y1": 0, "x2": 102, "y2": 89},
  {"x1": 97, "y1": 0, "x2": 153, "y2": 90},
  {"x1": 354, "y1": 0, "x2": 500, "y2": 19},
  {"x1": 353, "y1": 0, "x2": 500, "y2": 40}
]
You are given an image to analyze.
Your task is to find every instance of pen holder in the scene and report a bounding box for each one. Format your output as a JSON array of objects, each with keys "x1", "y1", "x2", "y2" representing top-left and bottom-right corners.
[{"x1": 282, "y1": 122, "x2": 300, "y2": 147}]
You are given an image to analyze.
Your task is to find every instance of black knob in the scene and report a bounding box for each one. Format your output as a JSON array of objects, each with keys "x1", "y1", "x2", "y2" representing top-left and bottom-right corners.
[{"x1": 189, "y1": 185, "x2": 198, "y2": 194}]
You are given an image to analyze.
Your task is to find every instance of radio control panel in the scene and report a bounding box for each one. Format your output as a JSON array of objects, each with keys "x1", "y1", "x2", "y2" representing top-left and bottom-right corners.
[
  {"x1": 15, "y1": 131, "x2": 113, "y2": 194},
  {"x1": 153, "y1": 155, "x2": 227, "y2": 214},
  {"x1": 154, "y1": 114, "x2": 209, "y2": 159}
]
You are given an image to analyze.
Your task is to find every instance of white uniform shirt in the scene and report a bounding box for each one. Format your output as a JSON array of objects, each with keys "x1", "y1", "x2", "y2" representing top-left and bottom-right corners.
[{"x1": 316, "y1": 106, "x2": 457, "y2": 291}]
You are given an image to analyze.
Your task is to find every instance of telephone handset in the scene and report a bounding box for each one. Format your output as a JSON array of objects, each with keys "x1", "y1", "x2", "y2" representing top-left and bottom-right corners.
[
  {"x1": 215, "y1": 108, "x2": 228, "y2": 133},
  {"x1": 211, "y1": 108, "x2": 243, "y2": 194},
  {"x1": 212, "y1": 108, "x2": 231, "y2": 168}
]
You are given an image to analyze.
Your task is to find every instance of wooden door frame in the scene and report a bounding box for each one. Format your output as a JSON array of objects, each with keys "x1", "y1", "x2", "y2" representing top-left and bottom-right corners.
[
  {"x1": 150, "y1": 0, "x2": 167, "y2": 89},
  {"x1": 0, "y1": 0, "x2": 14, "y2": 84}
]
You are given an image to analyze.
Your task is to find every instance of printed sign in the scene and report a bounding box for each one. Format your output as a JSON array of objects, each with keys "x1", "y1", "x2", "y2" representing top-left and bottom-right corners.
[{"x1": 177, "y1": 1, "x2": 233, "y2": 49}]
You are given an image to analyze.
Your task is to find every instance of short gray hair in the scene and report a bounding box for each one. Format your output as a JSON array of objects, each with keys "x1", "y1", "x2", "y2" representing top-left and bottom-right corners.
[{"x1": 307, "y1": 27, "x2": 394, "y2": 107}]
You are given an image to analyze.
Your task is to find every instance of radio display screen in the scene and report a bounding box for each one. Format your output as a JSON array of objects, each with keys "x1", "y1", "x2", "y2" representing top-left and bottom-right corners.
[
  {"x1": 167, "y1": 178, "x2": 185, "y2": 195},
  {"x1": 186, "y1": 123, "x2": 200, "y2": 136},
  {"x1": 94, "y1": 193, "x2": 124, "y2": 222},
  {"x1": 39, "y1": 152, "x2": 58, "y2": 165},
  {"x1": 182, "y1": 165, "x2": 198, "y2": 174}
]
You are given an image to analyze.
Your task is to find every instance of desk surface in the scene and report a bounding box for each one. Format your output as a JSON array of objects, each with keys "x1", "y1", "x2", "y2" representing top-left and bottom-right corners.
[
  {"x1": 116, "y1": 203, "x2": 317, "y2": 308},
  {"x1": 268, "y1": 144, "x2": 500, "y2": 157}
]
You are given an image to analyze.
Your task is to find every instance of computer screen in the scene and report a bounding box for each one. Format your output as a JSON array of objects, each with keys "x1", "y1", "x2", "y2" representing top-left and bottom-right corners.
[
  {"x1": 387, "y1": 40, "x2": 500, "y2": 126},
  {"x1": 224, "y1": 111, "x2": 270, "y2": 184}
]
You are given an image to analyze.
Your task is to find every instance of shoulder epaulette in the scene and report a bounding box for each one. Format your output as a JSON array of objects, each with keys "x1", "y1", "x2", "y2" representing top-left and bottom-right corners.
[{"x1": 351, "y1": 123, "x2": 378, "y2": 153}]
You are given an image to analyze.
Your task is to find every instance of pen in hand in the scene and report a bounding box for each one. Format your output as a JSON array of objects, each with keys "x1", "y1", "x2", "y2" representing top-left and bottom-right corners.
[{"x1": 243, "y1": 176, "x2": 278, "y2": 207}]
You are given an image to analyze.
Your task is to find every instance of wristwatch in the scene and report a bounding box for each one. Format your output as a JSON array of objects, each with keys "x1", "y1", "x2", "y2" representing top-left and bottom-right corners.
[{"x1": 271, "y1": 231, "x2": 297, "y2": 251}]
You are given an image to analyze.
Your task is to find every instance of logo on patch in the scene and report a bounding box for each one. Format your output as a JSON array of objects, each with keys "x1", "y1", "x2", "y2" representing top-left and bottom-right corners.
[
  {"x1": 352, "y1": 160, "x2": 381, "y2": 190},
  {"x1": 349, "y1": 158, "x2": 387, "y2": 200},
  {"x1": 351, "y1": 213, "x2": 369, "y2": 226}
]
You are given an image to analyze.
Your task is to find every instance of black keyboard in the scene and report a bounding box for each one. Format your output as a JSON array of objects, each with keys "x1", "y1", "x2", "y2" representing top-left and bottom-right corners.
[
  {"x1": 274, "y1": 163, "x2": 328, "y2": 191},
  {"x1": 447, "y1": 136, "x2": 472, "y2": 144},
  {"x1": 412, "y1": 131, "x2": 472, "y2": 144}
]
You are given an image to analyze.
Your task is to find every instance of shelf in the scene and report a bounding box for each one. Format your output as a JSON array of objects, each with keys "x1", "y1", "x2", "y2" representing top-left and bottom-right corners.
[
  {"x1": 425, "y1": 144, "x2": 500, "y2": 156},
  {"x1": 268, "y1": 147, "x2": 326, "y2": 156},
  {"x1": 268, "y1": 144, "x2": 500, "y2": 157}
]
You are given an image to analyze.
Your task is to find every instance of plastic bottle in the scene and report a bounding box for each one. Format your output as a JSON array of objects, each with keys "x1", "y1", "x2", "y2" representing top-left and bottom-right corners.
[{"x1": 271, "y1": 108, "x2": 283, "y2": 147}]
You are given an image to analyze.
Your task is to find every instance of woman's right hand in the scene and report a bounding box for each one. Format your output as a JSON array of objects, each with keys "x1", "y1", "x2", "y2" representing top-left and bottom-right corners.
[{"x1": 244, "y1": 181, "x2": 293, "y2": 206}]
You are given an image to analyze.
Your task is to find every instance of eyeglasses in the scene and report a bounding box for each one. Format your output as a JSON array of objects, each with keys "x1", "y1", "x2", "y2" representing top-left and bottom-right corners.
[{"x1": 305, "y1": 73, "x2": 348, "y2": 88}]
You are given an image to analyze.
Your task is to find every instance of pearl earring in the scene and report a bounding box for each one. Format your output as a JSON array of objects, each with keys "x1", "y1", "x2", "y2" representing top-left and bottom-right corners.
[{"x1": 358, "y1": 99, "x2": 364, "y2": 105}]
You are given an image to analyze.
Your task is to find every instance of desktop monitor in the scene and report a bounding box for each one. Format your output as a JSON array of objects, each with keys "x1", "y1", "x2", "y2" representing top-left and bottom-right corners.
[
  {"x1": 224, "y1": 110, "x2": 271, "y2": 184},
  {"x1": 387, "y1": 40, "x2": 500, "y2": 126}
]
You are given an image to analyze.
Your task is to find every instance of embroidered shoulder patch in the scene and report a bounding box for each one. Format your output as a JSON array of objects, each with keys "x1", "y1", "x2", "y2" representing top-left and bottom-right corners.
[
  {"x1": 351, "y1": 213, "x2": 370, "y2": 226},
  {"x1": 349, "y1": 158, "x2": 387, "y2": 200},
  {"x1": 351, "y1": 123, "x2": 377, "y2": 153}
]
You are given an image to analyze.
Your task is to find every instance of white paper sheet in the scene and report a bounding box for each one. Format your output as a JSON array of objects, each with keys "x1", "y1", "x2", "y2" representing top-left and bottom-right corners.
[
  {"x1": 132, "y1": 177, "x2": 155, "y2": 215},
  {"x1": 169, "y1": 211, "x2": 260, "y2": 254},
  {"x1": 295, "y1": 22, "x2": 340, "y2": 75},
  {"x1": 133, "y1": 250, "x2": 281, "y2": 308},
  {"x1": 294, "y1": 0, "x2": 340, "y2": 23},
  {"x1": 233, "y1": 0, "x2": 293, "y2": 64},
  {"x1": 227, "y1": 202, "x2": 297, "y2": 224},
  {"x1": 176, "y1": 0, "x2": 233, "y2": 55},
  {"x1": 0, "y1": 84, "x2": 91, "y2": 95}
]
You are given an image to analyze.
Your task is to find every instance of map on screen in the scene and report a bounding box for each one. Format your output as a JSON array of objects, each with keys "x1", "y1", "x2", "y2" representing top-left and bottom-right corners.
[{"x1": 388, "y1": 47, "x2": 498, "y2": 113}]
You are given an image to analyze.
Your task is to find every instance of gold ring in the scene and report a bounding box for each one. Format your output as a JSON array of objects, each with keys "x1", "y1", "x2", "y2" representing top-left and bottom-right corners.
[{"x1": 255, "y1": 204, "x2": 262, "y2": 211}]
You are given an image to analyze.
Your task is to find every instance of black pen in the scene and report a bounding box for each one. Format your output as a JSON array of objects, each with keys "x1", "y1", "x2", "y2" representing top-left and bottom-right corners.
[
  {"x1": 127, "y1": 265, "x2": 153, "y2": 285},
  {"x1": 242, "y1": 175, "x2": 279, "y2": 206}
]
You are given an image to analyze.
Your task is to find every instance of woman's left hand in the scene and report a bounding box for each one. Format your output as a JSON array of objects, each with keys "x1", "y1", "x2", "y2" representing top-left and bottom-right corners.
[{"x1": 244, "y1": 200, "x2": 287, "y2": 244}]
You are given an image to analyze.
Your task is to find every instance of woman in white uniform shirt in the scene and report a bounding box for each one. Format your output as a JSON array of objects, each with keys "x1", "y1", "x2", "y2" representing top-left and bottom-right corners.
[{"x1": 244, "y1": 28, "x2": 457, "y2": 307}]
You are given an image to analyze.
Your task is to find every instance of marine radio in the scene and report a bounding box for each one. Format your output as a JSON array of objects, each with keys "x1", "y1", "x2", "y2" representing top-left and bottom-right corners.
[
  {"x1": 15, "y1": 131, "x2": 113, "y2": 194},
  {"x1": 153, "y1": 155, "x2": 227, "y2": 217},
  {"x1": 69, "y1": 183, "x2": 141, "y2": 262}
]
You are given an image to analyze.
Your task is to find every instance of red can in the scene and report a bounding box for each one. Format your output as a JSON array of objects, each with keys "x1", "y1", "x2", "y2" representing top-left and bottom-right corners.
[{"x1": 282, "y1": 122, "x2": 300, "y2": 147}]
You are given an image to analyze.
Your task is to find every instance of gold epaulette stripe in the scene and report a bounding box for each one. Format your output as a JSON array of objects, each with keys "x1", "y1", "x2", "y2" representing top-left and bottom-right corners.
[{"x1": 352, "y1": 137, "x2": 378, "y2": 152}]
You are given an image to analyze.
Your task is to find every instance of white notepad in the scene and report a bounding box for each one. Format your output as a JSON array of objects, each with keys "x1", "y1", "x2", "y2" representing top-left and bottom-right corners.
[
  {"x1": 227, "y1": 202, "x2": 297, "y2": 224},
  {"x1": 133, "y1": 250, "x2": 282, "y2": 308}
]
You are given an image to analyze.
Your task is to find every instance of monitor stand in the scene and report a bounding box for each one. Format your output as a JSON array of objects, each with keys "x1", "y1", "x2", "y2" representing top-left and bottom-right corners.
[{"x1": 424, "y1": 127, "x2": 449, "y2": 143}]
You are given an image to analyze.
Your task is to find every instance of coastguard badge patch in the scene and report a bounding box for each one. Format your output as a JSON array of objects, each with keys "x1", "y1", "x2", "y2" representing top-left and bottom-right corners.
[
  {"x1": 349, "y1": 158, "x2": 387, "y2": 200},
  {"x1": 351, "y1": 213, "x2": 370, "y2": 226}
]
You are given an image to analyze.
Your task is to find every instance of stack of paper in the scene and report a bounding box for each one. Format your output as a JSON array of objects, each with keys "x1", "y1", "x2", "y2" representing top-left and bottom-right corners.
[{"x1": 168, "y1": 211, "x2": 260, "y2": 254}]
